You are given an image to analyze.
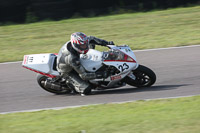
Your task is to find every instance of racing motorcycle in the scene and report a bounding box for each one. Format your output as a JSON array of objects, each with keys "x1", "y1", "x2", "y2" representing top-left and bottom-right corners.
[{"x1": 22, "y1": 45, "x2": 156, "y2": 95}]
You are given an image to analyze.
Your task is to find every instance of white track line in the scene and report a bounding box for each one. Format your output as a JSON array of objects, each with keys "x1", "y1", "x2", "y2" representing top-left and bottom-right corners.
[
  {"x1": 1, "y1": 44, "x2": 200, "y2": 65},
  {"x1": 1, "y1": 94, "x2": 199, "y2": 114}
]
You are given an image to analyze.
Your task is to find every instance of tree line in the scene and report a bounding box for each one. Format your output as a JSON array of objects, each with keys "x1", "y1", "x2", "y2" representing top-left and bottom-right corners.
[{"x1": 0, "y1": 0, "x2": 199, "y2": 23}]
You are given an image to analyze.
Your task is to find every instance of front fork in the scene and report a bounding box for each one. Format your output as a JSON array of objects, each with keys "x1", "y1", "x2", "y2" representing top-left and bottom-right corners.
[
  {"x1": 127, "y1": 72, "x2": 136, "y2": 80},
  {"x1": 127, "y1": 63, "x2": 139, "y2": 80}
]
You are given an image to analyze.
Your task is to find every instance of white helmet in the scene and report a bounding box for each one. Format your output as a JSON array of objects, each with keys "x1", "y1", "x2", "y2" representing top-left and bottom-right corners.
[{"x1": 70, "y1": 32, "x2": 89, "y2": 54}]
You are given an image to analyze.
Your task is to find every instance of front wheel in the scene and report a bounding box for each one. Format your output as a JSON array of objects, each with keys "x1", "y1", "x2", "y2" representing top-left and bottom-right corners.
[
  {"x1": 124, "y1": 65, "x2": 156, "y2": 88},
  {"x1": 37, "y1": 74, "x2": 71, "y2": 94}
]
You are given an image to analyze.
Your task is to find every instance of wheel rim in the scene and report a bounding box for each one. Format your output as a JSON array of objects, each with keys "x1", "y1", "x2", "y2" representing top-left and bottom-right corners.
[
  {"x1": 40, "y1": 79, "x2": 46, "y2": 87},
  {"x1": 135, "y1": 72, "x2": 151, "y2": 86}
]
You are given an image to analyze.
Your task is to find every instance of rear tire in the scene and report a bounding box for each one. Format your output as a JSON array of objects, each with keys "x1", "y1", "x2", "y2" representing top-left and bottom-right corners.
[
  {"x1": 125, "y1": 65, "x2": 156, "y2": 88},
  {"x1": 37, "y1": 74, "x2": 71, "y2": 94}
]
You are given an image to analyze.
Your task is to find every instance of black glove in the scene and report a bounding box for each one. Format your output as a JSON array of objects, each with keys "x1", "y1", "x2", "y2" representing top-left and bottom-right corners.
[
  {"x1": 95, "y1": 71, "x2": 108, "y2": 79},
  {"x1": 108, "y1": 41, "x2": 115, "y2": 45}
]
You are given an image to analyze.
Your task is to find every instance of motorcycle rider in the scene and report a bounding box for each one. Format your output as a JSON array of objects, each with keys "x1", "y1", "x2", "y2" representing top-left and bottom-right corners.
[{"x1": 57, "y1": 32, "x2": 114, "y2": 95}]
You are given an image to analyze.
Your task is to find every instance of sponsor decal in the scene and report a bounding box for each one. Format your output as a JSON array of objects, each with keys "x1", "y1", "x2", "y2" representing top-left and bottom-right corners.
[
  {"x1": 23, "y1": 55, "x2": 28, "y2": 64},
  {"x1": 111, "y1": 75, "x2": 122, "y2": 80}
]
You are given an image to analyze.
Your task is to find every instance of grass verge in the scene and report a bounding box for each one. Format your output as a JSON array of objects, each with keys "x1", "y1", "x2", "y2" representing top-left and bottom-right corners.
[
  {"x1": 0, "y1": 6, "x2": 200, "y2": 62},
  {"x1": 0, "y1": 95, "x2": 200, "y2": 133}
]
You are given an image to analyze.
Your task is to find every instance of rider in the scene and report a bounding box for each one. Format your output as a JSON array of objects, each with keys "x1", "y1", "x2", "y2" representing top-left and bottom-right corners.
[{"x1": 57, "y1": 32, "x2": 114, "y2": 95}]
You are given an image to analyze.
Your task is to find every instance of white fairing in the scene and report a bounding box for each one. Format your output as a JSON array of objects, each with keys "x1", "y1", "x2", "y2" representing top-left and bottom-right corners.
[
  {"x1": 80, "y1": 45, "x2": 139, "y2": 88},
  {"x1": 80, "y1": 49, "x2": 103, "y2": 72},
  {"x1": 22, "y1": 53, "x2": 59, "y2": 76},
  {"x1": 104, "y1": 45, "x2": 138, "y2": 72},
  {"x1": 107, "y1": 45, "x2": 137, "y2": 63},
  {"x1": 22, "y1": 45, "x2": 139, "y2": 88}
]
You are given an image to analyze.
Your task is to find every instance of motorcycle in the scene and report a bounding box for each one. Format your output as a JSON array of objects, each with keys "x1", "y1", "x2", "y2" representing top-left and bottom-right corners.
[{"x1": 22, "y1": 45, "x2": 156, "y2": 95}]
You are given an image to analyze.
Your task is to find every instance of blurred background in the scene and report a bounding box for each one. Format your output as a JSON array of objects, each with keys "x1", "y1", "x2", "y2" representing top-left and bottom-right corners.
[
  {"x1": 0, "y1": 0, "x2": 199, "y2": 62},
  {"x1": 0, "y1": 0, "x2": 199, "y2": 24}
]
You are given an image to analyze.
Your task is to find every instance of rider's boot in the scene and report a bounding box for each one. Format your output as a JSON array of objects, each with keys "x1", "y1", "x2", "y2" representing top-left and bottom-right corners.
[{"x1": 81, "y1": 86, "x2": 92, "y2": 96}]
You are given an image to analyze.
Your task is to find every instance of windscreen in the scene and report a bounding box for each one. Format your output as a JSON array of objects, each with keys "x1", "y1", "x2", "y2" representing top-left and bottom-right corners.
[{"x1": 103, "y1": 49, "x2": 124, "y2": 61}]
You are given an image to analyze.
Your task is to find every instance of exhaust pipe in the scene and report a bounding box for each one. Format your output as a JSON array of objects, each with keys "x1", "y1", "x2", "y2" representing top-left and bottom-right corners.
[{"x1": 41, "y1": 80, "x2": 68, "y2": 91}]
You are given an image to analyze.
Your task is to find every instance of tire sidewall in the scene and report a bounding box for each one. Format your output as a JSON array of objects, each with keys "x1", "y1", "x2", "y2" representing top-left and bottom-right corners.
[{"x1": 125, "y1": 65, "x2": 156, "y2": 87}]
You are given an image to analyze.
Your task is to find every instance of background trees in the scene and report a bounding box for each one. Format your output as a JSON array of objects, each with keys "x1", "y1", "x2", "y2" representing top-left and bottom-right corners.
[{"x1": 0, "y1": 0, "x2": 199, "y2": 23}]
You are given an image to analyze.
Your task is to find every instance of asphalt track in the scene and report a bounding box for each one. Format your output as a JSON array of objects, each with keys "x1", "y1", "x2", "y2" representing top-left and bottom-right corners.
[{"x1": 0, "y1": 45, "x2": 200, "y2": 113}]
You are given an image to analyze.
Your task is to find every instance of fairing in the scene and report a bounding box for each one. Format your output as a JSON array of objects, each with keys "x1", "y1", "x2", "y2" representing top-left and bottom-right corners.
[
  {"x1": 22, "y1": 53, "x2": 59, "y2": 78},
  {"x1": 103, "y1": 45, "x2": 138, "y2": 73},
  {"x1": 80, "y1": 49, "x2": 103, "y2": 72}
]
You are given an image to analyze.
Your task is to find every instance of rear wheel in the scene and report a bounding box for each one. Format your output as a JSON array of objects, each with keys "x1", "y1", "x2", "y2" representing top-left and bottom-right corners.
[
  {"x1": 125, "y1": 65, "x2": 156, "y2": 87},
  {"x1": 37, "y1": 74, "x2": 71, "y2": 94}
]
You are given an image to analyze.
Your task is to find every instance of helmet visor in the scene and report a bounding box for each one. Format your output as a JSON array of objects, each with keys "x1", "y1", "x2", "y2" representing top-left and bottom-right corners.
[{"x1": 74, "y1": 42, "x2": 89, "y2": 51}]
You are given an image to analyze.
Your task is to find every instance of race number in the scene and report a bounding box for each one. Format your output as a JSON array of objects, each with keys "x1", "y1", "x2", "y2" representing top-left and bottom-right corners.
[{"x1": 118, "y1": 63, "x2": 129, "y2": 72}]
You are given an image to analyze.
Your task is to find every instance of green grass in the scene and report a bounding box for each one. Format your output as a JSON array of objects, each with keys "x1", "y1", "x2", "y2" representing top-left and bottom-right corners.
[
  {"x1": 0, "y1": 95, "x2": 200, "y2": 133},
  {"x1": 0, "y1": 6, "x2": 200, "y2": 62}
]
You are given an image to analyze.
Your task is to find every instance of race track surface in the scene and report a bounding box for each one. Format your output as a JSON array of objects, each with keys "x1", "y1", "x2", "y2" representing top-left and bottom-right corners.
[{"x1": 0, "y1": 45, "x2": 200, "y2": 113}]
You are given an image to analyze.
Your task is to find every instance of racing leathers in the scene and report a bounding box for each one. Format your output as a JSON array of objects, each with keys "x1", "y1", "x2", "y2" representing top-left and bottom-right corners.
[{"x1": 57, "y1": 36, "x2": 113, "y2": 94}]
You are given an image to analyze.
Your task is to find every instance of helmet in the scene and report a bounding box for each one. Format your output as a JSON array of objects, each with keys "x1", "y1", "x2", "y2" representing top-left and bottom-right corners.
[{"x1": 70, "y1": 32, "x2": 89, "y2": 54}]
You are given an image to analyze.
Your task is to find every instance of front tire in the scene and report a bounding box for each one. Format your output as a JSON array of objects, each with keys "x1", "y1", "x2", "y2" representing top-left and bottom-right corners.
[
  {"x1": 37, "y1": 74, "x2": 71, "y2": 94},
  {"x1": 125, "y1": 65, "x2": 156, "y2": 88}
]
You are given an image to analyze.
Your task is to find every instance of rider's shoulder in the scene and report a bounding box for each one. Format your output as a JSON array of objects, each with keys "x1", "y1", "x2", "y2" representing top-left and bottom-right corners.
[
  {"x1": 88, "y1": 35, "x2": 95, "y2": 40},
  {"x1": 63, "y1": 41, "x2": 71, "y2": 48},
  {"x1": 60, "y1": 41, "x2": 71, "y2": 53},
  {"x1": 65, "y1": 41, "x2": 71, "y2": 46}
]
